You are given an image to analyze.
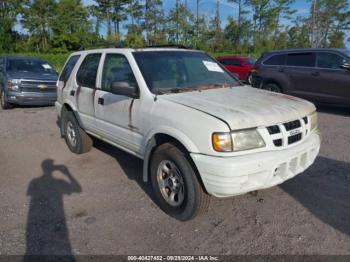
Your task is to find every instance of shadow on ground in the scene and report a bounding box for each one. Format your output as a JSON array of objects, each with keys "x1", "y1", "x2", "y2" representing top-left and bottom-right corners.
[
  {"x1": 24, "y1": 159, "x2": 80, "y2": 261},
  {"x1": 280, "y1": 156, "x2": 350, "y2": 236}
]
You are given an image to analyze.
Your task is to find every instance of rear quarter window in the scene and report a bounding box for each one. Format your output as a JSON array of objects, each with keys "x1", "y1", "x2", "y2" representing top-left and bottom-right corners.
[
  {"x1": 263, "y1": 54, "x2": 286, "y2": 66},
  {"x1": 59, "y1": 55, "x2": 80, "y2": 82}
]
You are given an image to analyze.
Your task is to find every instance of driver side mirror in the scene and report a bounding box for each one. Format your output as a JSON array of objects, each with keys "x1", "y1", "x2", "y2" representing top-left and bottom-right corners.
[
  {"x1": 340, "y1": 63, "x2": 350, "y2": 70},
  {"x1": 110, "y1": 81, "x2": 139, "y2": 98}
]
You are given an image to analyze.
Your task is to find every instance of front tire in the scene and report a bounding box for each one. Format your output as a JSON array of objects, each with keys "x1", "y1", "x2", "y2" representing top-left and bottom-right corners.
[
  {"x1": 62, "y1": 111, "x2": 92, "y2": 154},
  {"x1": 0, "y1": 90, "x2": 13, "y2": 110},
  {"x1": 150, "y1": 143, "x2": 210, "y2": 221}
]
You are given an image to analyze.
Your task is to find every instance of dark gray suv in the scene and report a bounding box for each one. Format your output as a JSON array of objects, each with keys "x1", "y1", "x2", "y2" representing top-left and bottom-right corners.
[
  {"x1": 0, "y1": 56, "x2": 58, "y2": 109},
  {"x1": 252, "y1": 48, "x2": 350, "y2": 108}
]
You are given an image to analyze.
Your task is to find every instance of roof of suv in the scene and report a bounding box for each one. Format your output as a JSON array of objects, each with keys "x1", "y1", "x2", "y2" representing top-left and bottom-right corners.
[
  {"x1": 263, "y1": 48, "x2": 349, "y2": 55},
  {"x1": 71, "y1": 47, "x2": 202, "y2": 56}
]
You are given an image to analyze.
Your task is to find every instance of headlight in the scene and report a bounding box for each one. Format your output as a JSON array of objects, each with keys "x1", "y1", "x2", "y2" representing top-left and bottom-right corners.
[
  {"x1": 7, "y1": 79, "x2": 21, "y2": 91},
  {"x1": 310, "y1": 112, "x2": 318, "y2": 130},
  {"x1": 212, "y1": 129, "x2": 265, "y2": 152},
  {"x1": 231, "y1": 129, "x2": 265, "y2": 151}
]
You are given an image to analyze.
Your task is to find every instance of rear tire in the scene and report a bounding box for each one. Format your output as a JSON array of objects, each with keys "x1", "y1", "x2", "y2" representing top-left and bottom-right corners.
[
  {"x1": 0, "y1": 90, "x2": 13, "y2": 110},
  {"x1": 262, "y1": 83, "x2": 282, "y2": 93},
  {"x1": 247, "y1": 73, "x2": 253, "y2": 85},
  {"x1": 150, "y1": 143, "x2": 210, "y2": 221},
  {"x1": 62, "y1": 111, "x2": 92, "y2": 154}
]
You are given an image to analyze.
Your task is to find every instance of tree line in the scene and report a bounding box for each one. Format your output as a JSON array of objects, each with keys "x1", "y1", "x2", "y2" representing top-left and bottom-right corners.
[{"x1": 0, "y1": 0, "x2": 349, "y2": 55}]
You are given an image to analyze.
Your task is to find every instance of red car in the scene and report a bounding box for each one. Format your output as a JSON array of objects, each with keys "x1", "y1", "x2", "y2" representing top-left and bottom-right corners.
[{"x1": 216, "y1": 56, "x2": 256, "y2": 84}]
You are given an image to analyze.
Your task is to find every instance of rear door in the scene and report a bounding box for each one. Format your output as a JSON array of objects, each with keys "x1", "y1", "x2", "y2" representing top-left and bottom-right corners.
[
  {"x1": 75, "y1": 53, "x2": 102, "y2": 131},
  {"x1": 57, "y1": 55, "x2": 81, "y2": 103},
  {"x1": 314, "y1": 51, "x2": 350, "y2": 106},
  {"x1": 284, "y1": 52, "x2": 318, "y2": 101}
]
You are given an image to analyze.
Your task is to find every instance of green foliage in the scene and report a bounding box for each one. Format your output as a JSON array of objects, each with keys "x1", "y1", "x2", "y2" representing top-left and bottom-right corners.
[{"x1": 0, "y1": 0, "x2": 349, "y2": 56}]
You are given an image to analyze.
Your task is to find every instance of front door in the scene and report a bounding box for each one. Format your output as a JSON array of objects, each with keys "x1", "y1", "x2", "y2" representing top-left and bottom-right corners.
[
  {"x1": 284, "y1": 52, "x2": 318, "y2": 101},
  {"x1": 94, "y1": 53, "x2": 143, "y2": 154}
]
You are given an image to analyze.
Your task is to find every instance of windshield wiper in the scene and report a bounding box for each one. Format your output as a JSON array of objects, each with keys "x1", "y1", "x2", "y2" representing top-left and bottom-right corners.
[
  {"x1": 154, "y1": 83, "x2": 232, "y2": 95},
  {"x1": 184, "y1": 82, "x2": 232, "y2": 91}
]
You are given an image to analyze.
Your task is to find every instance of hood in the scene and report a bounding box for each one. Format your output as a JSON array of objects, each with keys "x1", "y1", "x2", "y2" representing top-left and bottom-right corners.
[
  {"x1": 161, "y1": 86, "x2": 316, "y2": 130},
  {"x1": 6, "y1": 71, "x2": 58, "y2": 81}
]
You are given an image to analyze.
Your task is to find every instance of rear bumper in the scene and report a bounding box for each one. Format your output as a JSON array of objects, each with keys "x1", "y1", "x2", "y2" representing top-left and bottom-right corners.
[
  {"x1": 7, "y1": 91, "x2": 57, "y2": 106},
  {"x1": 191, "y1": 131, "x2": 320, "y2": 197}
]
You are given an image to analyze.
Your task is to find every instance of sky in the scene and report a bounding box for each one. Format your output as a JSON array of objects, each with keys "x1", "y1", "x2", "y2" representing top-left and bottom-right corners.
[{"x1": 83, "y1": 0, "x2": 349, "y2": 48}]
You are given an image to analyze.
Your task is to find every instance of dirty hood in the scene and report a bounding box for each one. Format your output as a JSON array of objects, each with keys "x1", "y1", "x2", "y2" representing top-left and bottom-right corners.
[{"x1": 161, "y1": 86, "x2": 316, "y2": 130}]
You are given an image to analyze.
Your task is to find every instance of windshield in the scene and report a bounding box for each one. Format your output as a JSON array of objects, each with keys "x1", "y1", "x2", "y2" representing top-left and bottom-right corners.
[
  {"x1": 133, "y1": 51, "x2": 239, "y2": 94},
  {"x1": 6, "y1": 58, "x2": 56, "y2": 73}
]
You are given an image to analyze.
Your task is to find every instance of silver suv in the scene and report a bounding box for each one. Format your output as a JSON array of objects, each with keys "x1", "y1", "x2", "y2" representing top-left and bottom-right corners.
[{"x1": 56, "y1": 47, "x2": 321, "y2": 220}]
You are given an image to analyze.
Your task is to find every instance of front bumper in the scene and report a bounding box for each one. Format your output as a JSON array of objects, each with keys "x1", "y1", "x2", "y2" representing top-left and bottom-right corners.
[
  {"x1": 7, "y1": 91, "x2": 57, "y2": 106},
  {"x1": 191, "y1": 131, "x2": 320, "y2": 197}
]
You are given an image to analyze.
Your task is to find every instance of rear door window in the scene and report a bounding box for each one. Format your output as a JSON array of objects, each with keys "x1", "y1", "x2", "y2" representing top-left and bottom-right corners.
[
  {"x1": 76, "y1": 53, "x2": 101, "y2": 88},
  {"x1": 59, "y1": 55, "x2": 80, "y2": 82},
  {"x1": 286, "y1": 53, "x2": 316, "y2": 67},
  {"x1": 264, "y1": 54, "x2": 286, "y2": 66},
  {"x1": 317, "y1": 52, "x2": 346, "y2": 69},
  {"x1": 226, "y1": 59, "x2": 241, "y2": 66}
]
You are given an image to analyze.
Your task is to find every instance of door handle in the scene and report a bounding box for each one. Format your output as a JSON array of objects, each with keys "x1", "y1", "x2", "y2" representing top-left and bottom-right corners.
[
  {"x1": 311, "y1": 71, "x2": 320, "y2": 77},
  {"x1": 98, "y1": 97, "x2": 104, "y2": 105}
]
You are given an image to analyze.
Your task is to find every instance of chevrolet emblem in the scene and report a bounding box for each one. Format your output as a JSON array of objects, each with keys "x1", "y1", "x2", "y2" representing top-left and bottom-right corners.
[{"x1": 38, "y1": 84, "x2": 48, "y2": 90}]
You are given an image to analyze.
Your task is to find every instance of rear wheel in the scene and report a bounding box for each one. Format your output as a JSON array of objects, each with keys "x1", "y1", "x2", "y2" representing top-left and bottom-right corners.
[
  {"x1": 0, "y1": 90, "x2": 13, "y2": 110},
  {"x1": 247, "y1": 73, "x2": 253, "y2": 85},
  {"x1": 62, "y1": 111, "x2": 92, "y2": 154},
  {"x1": 262, "y1": 83, "x2": 282, "y2": 93},
  {"x1": 150, "y1": 143, "x2": 210, "y2": 221}
]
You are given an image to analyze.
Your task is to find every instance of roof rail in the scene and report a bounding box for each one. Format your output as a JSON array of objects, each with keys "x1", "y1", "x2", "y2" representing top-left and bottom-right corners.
[{"x1": 141, "y1": 44, "x2": 189, "y2": 49}]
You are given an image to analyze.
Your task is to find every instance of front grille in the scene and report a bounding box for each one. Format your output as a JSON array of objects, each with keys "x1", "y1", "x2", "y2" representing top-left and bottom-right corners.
[
  {"x1": 267, "y1": 125, "x2": 280, "y2": 135},
  {"x1": 265, "y1": 116, "x2": 310, "y2": 149},
  {"x1": 288, "y1": 133, "x2": 302, "y2": 145},
  {"x1": 303, "y1": 117, "x2": 308, "y2": 124},
  {"x1": 273, "y1": 139, "x2": 282, "y2": 147},
  {"x1": 20, "y1": 80, "x2": 57, "y2": 93},
  {"x1": 283, "y1": 120, "x2": 301, "y2": 131}
]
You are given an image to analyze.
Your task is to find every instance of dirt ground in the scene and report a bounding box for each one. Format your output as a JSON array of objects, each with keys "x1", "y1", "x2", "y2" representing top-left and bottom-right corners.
[{"x1": 0, "y1": 105, "x2": 349, "y2": 255}]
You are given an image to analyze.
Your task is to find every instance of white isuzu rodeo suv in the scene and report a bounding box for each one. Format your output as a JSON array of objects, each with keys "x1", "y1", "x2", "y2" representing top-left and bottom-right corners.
[{"x1": 55, "y1": 47, "x2": 321, "y2": 221}]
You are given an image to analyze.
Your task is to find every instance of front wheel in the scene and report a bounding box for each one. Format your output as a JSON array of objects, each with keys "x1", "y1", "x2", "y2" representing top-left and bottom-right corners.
[
  {"x1": 0, "y1": 90, "x2": 13, "y2": 110},
  {"x1": 150, "y1": 143, "x2": 210, "y2": 221}
]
